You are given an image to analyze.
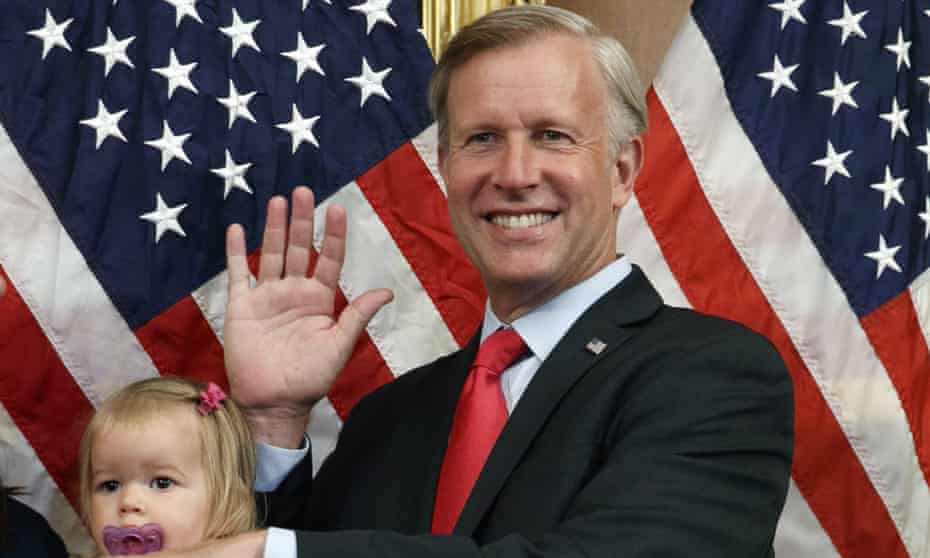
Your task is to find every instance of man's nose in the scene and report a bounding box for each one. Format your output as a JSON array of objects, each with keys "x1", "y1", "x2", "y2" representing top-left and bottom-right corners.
[{"x1": 494, "y1": 137, "x2": 539, "y2": 190}]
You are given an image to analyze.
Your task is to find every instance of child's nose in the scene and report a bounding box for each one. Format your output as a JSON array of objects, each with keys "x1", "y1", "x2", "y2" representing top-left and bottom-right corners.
[{"x1": 118, "y1": 485, "x2": 144, "y2": 514}]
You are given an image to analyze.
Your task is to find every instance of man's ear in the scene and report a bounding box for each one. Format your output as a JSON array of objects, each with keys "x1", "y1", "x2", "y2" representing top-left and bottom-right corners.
[{"x1": 612, "y1": 135, "x2": 644, "y2": 211}]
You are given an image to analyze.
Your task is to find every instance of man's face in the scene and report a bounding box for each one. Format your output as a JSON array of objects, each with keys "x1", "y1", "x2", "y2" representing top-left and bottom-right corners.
[
  {"x1": 89, "y1": 409, "x2": 211, "y2": 554},
  {"x1": 439, "y1": 34, "x2": 641, "y2": 322}
]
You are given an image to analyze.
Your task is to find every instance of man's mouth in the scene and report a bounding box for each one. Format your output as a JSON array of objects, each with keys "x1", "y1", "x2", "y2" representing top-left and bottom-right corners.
[{"x1": 488, "y1": 212, "x2": 556, "y2": 229}]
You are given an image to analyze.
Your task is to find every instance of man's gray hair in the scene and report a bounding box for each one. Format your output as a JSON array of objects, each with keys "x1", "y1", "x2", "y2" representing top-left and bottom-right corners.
[{"x1": 428, "y1": 5, "x2": 648, "y2": 153}]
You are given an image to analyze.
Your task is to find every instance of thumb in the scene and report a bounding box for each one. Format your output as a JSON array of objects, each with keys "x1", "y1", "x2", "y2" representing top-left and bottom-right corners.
[{"x1": 334, "y1": 288, "x2": 394, "y2": 346}]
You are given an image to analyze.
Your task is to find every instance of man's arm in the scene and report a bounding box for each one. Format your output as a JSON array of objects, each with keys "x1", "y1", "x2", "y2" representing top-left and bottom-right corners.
[{"x1": 146, "y1": 531, "x2": 268, "y2": 558}]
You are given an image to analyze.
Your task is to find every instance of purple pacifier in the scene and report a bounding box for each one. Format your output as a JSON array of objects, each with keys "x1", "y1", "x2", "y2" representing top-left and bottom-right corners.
[{"x1": 102, "y1": 523, "x2": 164, "y2": 555}]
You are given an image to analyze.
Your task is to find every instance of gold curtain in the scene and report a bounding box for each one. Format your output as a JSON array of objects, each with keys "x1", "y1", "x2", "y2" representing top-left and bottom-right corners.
[{"x1": 422, "y1": 0, "x2": 546, "y2": 59}]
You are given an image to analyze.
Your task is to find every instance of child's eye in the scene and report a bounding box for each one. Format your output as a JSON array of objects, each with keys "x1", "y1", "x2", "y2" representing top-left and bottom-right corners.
[
  {"x1": 96, "y1": 480, "x2": 120, "y2": 493},
  {"x1": 151, "y1": 477, "x2": 175, "y2": 490}
]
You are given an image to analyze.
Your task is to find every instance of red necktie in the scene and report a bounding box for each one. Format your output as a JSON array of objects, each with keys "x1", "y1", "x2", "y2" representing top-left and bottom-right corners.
[{"x1": 431, "y1": 328, "x2": 527, "y2": 534}]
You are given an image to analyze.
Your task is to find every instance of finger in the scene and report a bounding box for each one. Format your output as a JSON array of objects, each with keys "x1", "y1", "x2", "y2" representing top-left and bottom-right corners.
[
  {"x1": 285, "y1": 186, "x2": 316, "y2": 278},
  {"x1": 225, "y1": 224, "x2": 251, "y2": 297},
  {"x1": 313, "y1": 205, "x2": 347, "y2": 291},
  {"x1": 258, "y1": 196, "x2": 288, "y2": 283},
  {"x1": 335, "y1": 288, "x2": 394, "y2": 348}
]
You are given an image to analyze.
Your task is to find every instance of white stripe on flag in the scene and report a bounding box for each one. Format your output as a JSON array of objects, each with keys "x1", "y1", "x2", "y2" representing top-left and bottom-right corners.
[
  {"x1": 774, "y1": 480, "x2": 842, "y2": 558},
  {"x1": 0, "y1": 124, "x2": 159, "y2": 407},
  {"x1": 192, "y1": 270, "x2": 230, "y2": 345},
  {"x1": 316, "y1": 181, "x2": 460, "y2": 376},
  {"x1": 617, "y1": 196, "x2": 689, "y2": 309},
  {"x1": 655, "y1": 15, "x2": 929, "y2": 557},
  {"x1": 412, "y1": 124, "x2": 446, "y2": 196}
]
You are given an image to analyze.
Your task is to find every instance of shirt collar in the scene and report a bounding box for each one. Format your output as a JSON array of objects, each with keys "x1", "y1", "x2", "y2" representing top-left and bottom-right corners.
[{"x1": 481, "y1": 256, "x2": 632, "y2": 361}]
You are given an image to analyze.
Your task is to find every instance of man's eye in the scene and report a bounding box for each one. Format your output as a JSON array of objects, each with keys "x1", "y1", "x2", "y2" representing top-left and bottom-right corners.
[
  {"x1": 467, "y1": 132, "x2": 494, "y2": 144},
  {"x1": 96, "y1": 480, "x2": 119, "y2": 493},
  {"x1": 540, "y1": 130, "x2": 567, "y2": 142},
  {"x1": 151, "y1": 478, "x2": 175, "y2": 490}
]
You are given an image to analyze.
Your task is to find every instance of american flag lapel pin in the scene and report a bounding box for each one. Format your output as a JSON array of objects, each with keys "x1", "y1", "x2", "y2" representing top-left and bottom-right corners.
[{"x1": 585, "y1": 338, "x2": 607, "y2": 355}]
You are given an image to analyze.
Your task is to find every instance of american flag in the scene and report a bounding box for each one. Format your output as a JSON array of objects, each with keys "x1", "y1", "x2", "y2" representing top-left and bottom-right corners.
[
  {"x1": 0, "y1": 0, "x2": 483, "y2": 552},
  {"x1": 620, "y1": 0, "x2": 930, "y2": 556}
]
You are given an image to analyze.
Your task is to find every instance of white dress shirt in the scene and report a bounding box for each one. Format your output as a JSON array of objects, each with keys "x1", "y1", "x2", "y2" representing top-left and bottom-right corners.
[{"x1": 260, "y1": 257, "x2": 633, "y2": 557}]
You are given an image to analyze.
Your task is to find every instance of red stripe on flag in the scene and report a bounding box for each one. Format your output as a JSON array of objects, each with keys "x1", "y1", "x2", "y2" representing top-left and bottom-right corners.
[
  {"x1": 0, "y1": 267, "x2": 91, "y2": 508},
  {"x1": 860, "y1": 291, "x2": 930, "y2": 487},
  {"x1": 356, "y1": 143, "x2": 485, "y2": 347},
  {"x1": 637, "y1": 90, "x2": 908, "y2": 558},
  {"x1": 329, "y1": 297, "x2": 394, "y2": 420},
  {"x1": 135, "y1": 296, "x2": 229, "y2": 389}
]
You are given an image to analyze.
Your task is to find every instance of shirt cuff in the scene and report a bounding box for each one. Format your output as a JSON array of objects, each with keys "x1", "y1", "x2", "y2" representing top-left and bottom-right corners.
[
  {"x1": 263, "y1": 527, "x2": 298, "y2": 558},
  {"x1": 254, "y1": 435, "x2": 310, "y2": 492}
]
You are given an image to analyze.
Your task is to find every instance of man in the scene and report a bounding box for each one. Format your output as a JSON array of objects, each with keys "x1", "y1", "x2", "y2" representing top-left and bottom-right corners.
[{"x1": 163, "y1": 5, "x2": 793, "y2": 557}]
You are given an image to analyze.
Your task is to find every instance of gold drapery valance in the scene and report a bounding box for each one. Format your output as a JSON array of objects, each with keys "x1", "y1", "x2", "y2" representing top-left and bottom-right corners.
[{"x1": 421, "y1": 0, "x2": 547, "y2": 60}]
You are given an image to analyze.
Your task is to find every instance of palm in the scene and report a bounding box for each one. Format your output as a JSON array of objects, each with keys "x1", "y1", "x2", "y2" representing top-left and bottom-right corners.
[
  {"x1": 225, "y1": 275, "x2": 345, "y2": 409},
  {"x1": 223, "y1": 188, "x2": 391, "y2": 441}
]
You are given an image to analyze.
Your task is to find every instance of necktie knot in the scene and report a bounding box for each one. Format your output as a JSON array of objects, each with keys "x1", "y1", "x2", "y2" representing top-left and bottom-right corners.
[{"x1": 473, "y1": 328, "x2": 527, "y2": 376}]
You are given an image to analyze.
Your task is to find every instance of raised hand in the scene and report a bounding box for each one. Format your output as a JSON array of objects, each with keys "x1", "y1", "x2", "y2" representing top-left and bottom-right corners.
[{"x1": 224, "y1": 187, "x2": 393, "y2": 447}]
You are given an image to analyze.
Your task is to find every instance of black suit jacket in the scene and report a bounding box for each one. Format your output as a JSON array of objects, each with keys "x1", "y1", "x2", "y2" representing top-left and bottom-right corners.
[
  {"x1": 1, "y1": 497, "x2": 68, "y2": 558},
  {"x1": 265, "y1": 266, "x2": 794, "y2": 557}
]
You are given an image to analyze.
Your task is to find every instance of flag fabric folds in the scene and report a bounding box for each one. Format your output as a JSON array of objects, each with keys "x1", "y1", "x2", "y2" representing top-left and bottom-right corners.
[
  {"x1": 0, "y1": 0, "x2": 483, "y2": 552},
  {"x1": 620, "y1": 1, "x2": 930, "y2": 557}
]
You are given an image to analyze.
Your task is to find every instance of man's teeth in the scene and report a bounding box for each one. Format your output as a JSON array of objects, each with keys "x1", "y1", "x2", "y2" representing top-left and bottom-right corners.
[{"x1": 491, "y1": 213, "x2": 554, "y2": 229}]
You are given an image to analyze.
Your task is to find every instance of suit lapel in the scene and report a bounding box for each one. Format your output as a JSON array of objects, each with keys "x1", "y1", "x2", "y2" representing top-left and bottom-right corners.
[
  {"x1": 410, "y1": 331, "x2": 481, "y2": 530},
  {"x1": 453, "y1": 266, "x2": 663, "y2": 535}
]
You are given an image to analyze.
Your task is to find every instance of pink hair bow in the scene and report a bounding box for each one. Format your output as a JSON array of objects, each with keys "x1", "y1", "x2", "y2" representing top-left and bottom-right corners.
[{"x1": 197, "y1": 382, "x2": 227, "y2": 416}]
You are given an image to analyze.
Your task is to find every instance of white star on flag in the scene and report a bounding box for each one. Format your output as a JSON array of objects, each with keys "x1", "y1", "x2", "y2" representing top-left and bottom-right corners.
[
  {"x1": 26, "y1": 9, "x2": 73, "y2": 60},
  {"x1": 758, "y1": 54, "x2": 799, "y2": 98},
  {"x1": 919, "y1": 197, "x2": 930, "y2": 240},
  {"x1": 282, "y1": 33, "x2": 326, "y2": 81},
  {"x1": 864, "y1": 234, "x2": 902, "y2": 279},
  {"x1": 80, "y1": 100, "x2": 128, "y2": 149},
  {"x1": 162, "y1": 0, "x2": 202, "y2": 27},
  {"x1": 884, "y1": 28, "x2": 911, "y2": 70},
  {"x1": 918, "y1": 131, "x2": 930, "y2": 171},
  {"x1": 304, "y1": 0, "x2": 333, "y2": 9},
  {"x1": 140, "y1": 193, "x2": 187, "y2": 243},
  {"x1": 827, "y1": 1, "x2": 867, "y2": 45},
  {"x1": 219, "y1": 8, "x2": 261, "y2": 58},
  {"x1": 88, "y1": 28, "x2": 135, "y2": 76},
  {"x1": 811, "y1": 140, "x2": 852, "y2": 185},
  {"x1": 879, "y1": 98, "x2": 909, "y2": 140},
  {"x1": 210, "y1": 150, "x2": 253, "y2": 199},
  {"x1": 818, "y1": 72, "x2": 858, "y2": 115},
  {"x1": 152, "y1": 48, "x2": 198, "y2": 99},
  {"x1": 276, "y1": 105, "x2": 320, "y2": 153},
  {"x1": 217, "y1": 80, "x2": 257, "y2": 129},
  {"x1": 144, "y1": 121, "x2": 193, "y2": 171},
  {"x1": 350, "y1": 0, "x2": 397, "y2": 35},
  {"x1": 919, "y1": 75, "x2": 930, "y2": 103},
  {"x1": 345, "y1": 57, "x2": 392, "y2": 107},
  {"x1": 869, "y1": 166, "x2": 905, "y2": 210},
  {"x1": 768, "y1": 0, "x2": 806, "y2": 30}
]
